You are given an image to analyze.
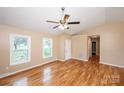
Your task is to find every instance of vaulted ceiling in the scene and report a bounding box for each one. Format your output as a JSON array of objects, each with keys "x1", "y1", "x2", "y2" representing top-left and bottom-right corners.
[{"x1": 0, "y1": 7, "x2": 124, "y2": 35}]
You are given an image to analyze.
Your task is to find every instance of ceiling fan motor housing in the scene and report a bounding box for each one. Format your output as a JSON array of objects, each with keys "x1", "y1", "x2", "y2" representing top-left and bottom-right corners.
[{"x1": 46, "y1": 7, "x2": 80, "y2": 30}]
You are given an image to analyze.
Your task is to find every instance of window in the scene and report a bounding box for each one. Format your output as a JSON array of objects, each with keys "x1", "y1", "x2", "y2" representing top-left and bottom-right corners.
[
  {"x1": 43, "y1": 38, "x2": 52, "y2": 58},
  {"x1": 10, "y1": 34, "x2": 31, "y2": 65}
]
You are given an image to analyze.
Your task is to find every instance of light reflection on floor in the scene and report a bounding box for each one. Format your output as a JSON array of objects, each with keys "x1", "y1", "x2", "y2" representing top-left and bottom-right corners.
[
  {"x1": 43, "y1": 67, "x2": 51, "y2": 83},
  {"x1": 13, "y1": 77, "x2": 28, "y2": 86}
]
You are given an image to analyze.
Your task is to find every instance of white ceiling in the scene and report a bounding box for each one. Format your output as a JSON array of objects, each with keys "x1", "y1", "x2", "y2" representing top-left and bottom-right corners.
[{"x1": 0, "y1": 7, "x2": 124, "y2": 35}]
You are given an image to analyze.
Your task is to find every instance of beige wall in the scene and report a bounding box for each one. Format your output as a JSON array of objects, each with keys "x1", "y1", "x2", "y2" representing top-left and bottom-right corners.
[
  {"x1": 72, "y1": 35, "x2": 88, "y2": 61},
  {"x1": 0, "y1": 25, "x2": 60, "y2": 75},
  {"x1": 81, "y1": 23, "x2": 124, "y2": 66},
  {"x1": 57, "y1": 33, "x2": 71, "y2": 60},
  {"x1": 1, "y1": 23, "x2": 124, "y2": 76}
]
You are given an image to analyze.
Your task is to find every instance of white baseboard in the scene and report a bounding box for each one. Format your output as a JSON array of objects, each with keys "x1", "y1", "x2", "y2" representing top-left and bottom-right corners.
[
  {"x1": 0, "y1": 58, "x2": 88, "y2": 78},
  {"x1": 71, "y1": 57, "x2": 88, "y2": 61},
  {"x1": 57, "y1": 59, "x2": 66, "y2": 61},
  {"x1": 100, "y1": 62, "x2": 124, "y2": 68},
  {"x1": 2, "y1": 58, "x2": 116, "y2": 79},
  {"x1": 0, "y1": 59, "x2": 58, "y2": 79},
  {"x1": 58, "y1": 58, "x2": 73, "y2": 62}
]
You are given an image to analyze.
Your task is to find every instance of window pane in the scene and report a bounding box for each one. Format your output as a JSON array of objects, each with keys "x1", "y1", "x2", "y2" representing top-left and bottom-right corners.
[
  {"x1": 10, "y1": 34, "x2": 31, "y2": 65},
  {"x1": 13, "y1": 37, "x2": 28, "y2": 63},
  {"x1": 43, "y1": 38, "x2": 52, "y2": 58}
]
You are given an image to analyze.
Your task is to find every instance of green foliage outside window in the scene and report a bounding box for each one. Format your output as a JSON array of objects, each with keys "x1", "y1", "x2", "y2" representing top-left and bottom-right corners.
[
  {"x1": 13, "y1": 37, "x2": 28, "y2": 63},
  {"x1": 43, "y1": 38, "x2": 52, "y2": 58}
]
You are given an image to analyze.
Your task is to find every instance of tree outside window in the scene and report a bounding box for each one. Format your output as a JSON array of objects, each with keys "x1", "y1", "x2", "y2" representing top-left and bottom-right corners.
[{"x1": 43, "y1": 38, "x2": 52, "y2": 58}]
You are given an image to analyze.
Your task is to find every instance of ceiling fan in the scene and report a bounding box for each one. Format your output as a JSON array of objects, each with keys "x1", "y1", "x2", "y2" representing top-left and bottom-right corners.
[{"x1": 46, "y1": 7, "x2": 80, "y2": 30}]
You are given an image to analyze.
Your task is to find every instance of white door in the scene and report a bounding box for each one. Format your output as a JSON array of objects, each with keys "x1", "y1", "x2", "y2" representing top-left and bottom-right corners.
[{"x1": 65, "y1": 39, "x2": 71, "y2": 60}]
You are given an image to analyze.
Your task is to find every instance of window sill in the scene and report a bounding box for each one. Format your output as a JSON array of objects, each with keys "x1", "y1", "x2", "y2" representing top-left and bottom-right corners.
[
  {"x1": 10, "y1": 60, "x2": 30, "y2": 66},
  {"x1": 43, "y1": 56, "x2": 52, "y2": 59}
]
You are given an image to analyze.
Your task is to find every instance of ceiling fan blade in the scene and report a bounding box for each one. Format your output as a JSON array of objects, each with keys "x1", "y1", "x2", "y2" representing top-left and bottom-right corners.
[
  {"x1": 63, "y1": 14, "x2": 70, "y2": 22},
  {"x1": 68, "y1": 22, "x2": 80, "y2": 24},
  {"x1": 46, "y1": 20, "x2": 59, "y2": 24},
  {"x1": 53, "y1": 25, "x2": 59, "y2": 29}
]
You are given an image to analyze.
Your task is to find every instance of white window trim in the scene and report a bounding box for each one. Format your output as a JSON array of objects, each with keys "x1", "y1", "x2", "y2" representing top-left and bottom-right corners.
[
  {"x1": 42, "y1": 38, "x2": 53, "y2": 59},
  {"x1": 10, "y1": 34, "x2": 31, "y2": 66}
]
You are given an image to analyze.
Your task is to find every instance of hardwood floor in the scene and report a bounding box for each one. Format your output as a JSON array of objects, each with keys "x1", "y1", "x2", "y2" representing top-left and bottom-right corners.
[{"x1": 0, "y1": 57, "x2": 124, "y2": 86}]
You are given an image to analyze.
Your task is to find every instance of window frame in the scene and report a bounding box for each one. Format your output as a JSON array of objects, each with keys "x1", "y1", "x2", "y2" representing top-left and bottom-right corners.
[
  {"x1": 10, "y1": 34, "x2": 31, "y2": 66},
  {"x1": 42, "y1": 38, "x2": 53, "y2": 59}
]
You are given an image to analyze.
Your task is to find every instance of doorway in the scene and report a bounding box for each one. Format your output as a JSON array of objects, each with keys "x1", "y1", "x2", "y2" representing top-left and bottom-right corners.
[
  {"x1": 88, "y1": 35, "x2": 100, "y2": 62},
  {"x1": 92, "y1": 41, "x2": 96, "y2": 56}
]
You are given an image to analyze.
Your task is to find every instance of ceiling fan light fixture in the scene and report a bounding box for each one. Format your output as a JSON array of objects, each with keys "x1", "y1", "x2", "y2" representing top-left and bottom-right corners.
[
  {"x1": 64, "y1": 24, "x2": 68, "y2": 28},
  {"x1": 59, "y1": 25, "x2": 65, "y2": 30},
  {"x1": 46, "y1": 7, "x2": 80, "y2": 30},
  {"x1": 59, "y1": 24, "x2": 69, "y2": 30}
]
